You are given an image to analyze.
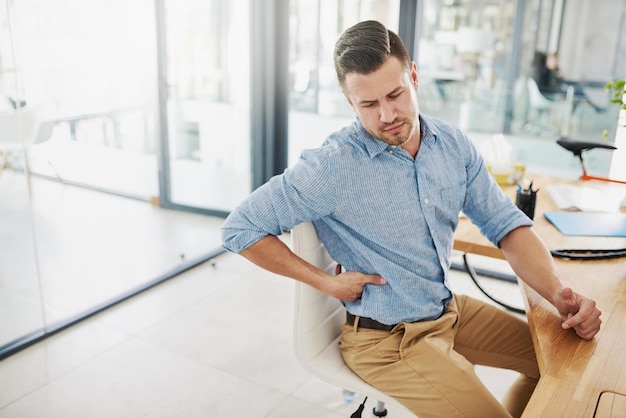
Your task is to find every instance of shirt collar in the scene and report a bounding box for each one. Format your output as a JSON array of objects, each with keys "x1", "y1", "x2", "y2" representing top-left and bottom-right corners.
[
  {"x1": 352, "y1": 120, "x2": 390, "y2": 158},
  {"x1": 419, "y1": 115, "x2": 440, "y2": 149},
  {"x1": 353, "y1": 115, "x2": 439, "y2": 159}
]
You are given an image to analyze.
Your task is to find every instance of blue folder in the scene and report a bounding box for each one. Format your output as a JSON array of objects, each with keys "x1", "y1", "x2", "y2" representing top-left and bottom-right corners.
[{"x1": 543, "y1": 212, "x2": 626, "y2": 237}]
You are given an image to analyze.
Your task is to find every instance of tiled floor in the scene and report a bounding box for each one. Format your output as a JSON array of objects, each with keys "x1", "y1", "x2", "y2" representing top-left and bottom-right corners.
[
  {"x1": 0, "y1": 212, "x2": 523, "y2": 417},
  {"x1": 0, "y1": 171, "x2": 227, "y2": 345}
]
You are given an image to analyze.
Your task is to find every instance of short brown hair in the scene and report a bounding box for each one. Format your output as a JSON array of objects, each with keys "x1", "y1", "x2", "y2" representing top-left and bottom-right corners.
[{"x1": 334, "y1": 20, "x2": 411, "y2": 88}]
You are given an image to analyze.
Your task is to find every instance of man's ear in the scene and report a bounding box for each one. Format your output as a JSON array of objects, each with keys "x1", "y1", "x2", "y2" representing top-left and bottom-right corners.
[{"x1": 410, "y1": 61, "x2": 419, "y2": 90}]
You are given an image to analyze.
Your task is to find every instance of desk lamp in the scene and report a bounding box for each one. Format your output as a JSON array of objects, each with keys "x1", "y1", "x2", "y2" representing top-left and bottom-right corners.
[{"x1": 556, "y1": 137, "x2": 626, "y2": 185}]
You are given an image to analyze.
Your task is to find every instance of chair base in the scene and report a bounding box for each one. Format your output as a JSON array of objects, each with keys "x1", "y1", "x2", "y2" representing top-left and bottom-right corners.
[
  {"x1": 373, "y1": 400, "x2": 388, "y2": 416},
  {"x1": 348, "y1": 396, "x2": 388, "y2": 418}
]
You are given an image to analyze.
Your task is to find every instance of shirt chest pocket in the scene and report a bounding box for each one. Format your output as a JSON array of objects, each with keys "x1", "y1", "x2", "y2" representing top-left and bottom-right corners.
[{"x1": 435, "y1": 178, "x2": 466, "y2": 222}]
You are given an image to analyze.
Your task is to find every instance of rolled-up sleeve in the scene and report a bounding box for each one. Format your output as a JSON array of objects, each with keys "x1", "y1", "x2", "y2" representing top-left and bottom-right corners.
[
  {"x1": 221, "y1": 148, "x2": 337, "y2": 253},
  {"x1": 460, "y1": 133, "x2": 532, "y2": 247}
]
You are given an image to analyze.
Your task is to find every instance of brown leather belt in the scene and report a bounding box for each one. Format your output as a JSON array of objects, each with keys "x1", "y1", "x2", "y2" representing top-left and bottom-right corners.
[{"x1": 346, "y1": 312, "x2": 396, "y2": 331}]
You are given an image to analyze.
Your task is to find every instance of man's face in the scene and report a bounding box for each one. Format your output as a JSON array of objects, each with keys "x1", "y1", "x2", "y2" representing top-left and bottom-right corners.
[
  {"x1": 343, "y1": 57, "x2": 420, "y2": 148},
  {"x1": 546, "y1": 54, "x2": 558, "y2": 70}
]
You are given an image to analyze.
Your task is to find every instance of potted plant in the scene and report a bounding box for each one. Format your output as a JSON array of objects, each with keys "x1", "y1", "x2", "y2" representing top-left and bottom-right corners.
[
  {"x1": 605, "y1": 77, "x2": 626, "y2": 181},
  {"x1": 605, "y1": 78, "x2": 626, "y2": 130},
  {"x1": 605, "y1": 78, "x2": 626, "y2": 109}
]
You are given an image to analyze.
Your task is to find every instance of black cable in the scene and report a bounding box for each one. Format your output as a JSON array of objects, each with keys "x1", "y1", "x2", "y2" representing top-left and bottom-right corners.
[
  {"x1": 550, "y1": 248, "x2": 626, "y2": 260},
  {"x1": 462, "y1": 254, "x2": 525, "y2": 315},
  {"x1": 350, "y1": 396, "x2": 368, "y2": 418}
]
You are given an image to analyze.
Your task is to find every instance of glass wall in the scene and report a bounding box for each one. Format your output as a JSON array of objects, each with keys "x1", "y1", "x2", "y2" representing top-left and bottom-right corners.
[
  {"x1": 416, "y1": 0, "x2": 516, "y2": 132},
  {"x1": 11, "y1": 0, "x2": 160, "y2": 198},
  {"x1": 414, "y1": 0, "x2": 621, "y2": 151},
  {"x1": 160, "y1": 0, "x2": 252, "y2": 213},
  {"x1": 0, "y1": 2, "x2": 46, "y2": 347},
  {"x1": 0, "y1": 0, "x2": 233, "y2": 357}
]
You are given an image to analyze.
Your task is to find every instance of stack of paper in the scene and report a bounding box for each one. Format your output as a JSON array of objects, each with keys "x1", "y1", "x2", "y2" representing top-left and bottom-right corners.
[{"x1": 545, "y1": 183, "x2": 625, "y2": 213}]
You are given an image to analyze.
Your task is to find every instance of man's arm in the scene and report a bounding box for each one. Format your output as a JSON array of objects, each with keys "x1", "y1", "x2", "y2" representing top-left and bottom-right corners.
[
  {"x1": 239, "y1": 235, "x2": 387, "y2": 302},
  {"x1": 500, "y1": 226, "x2": 602, "y2": 340}
]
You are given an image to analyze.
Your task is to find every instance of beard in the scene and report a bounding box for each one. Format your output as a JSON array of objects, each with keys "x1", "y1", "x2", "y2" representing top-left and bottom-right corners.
[{"x1": 372, "y1": 117, "x2": 417, "y2": 147}]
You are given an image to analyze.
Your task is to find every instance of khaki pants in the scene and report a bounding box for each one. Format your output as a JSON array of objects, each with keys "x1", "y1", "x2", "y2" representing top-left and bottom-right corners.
[{"x1": 339, "y1": 294, "x2": 539, "y2": 418}]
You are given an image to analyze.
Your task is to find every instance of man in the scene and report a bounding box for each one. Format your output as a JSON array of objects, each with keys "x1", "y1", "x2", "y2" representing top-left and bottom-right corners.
[
  {"x1": 221, "y1": 21, "x2": 601, "y2": 418},
  {"x1": 531, "y1": 50, "x2": 605, "y2": 113}
]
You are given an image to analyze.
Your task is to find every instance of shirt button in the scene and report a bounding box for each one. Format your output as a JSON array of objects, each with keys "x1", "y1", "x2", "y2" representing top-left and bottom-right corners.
[
  {"x1": 424, "y1": 198, "x2": 429, "y2": 204},
  {"x1": 388, "y1": 150, "x2": 393, "y2": 154}
]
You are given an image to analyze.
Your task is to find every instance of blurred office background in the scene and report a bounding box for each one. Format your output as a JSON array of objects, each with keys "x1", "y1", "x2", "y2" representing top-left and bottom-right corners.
[{"x1": 1, "y1": 0, "x2": 625, "y2": 373}]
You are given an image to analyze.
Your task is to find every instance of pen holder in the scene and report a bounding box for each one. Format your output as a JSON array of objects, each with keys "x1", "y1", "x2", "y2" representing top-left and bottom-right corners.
[{"x1": 516, "y1": 190, "x2": 537, "y2": 220}]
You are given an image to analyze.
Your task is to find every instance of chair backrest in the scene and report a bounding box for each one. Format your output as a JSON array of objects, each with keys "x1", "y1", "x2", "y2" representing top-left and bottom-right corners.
[
  {"x1": 526, "y1": 77, "x2": 555, "y2": 110},
  {"x1": 291, "y1": 222, "x2": 406, "y2": 408},
  {"x1": 291, "y1": 222, "x2": 344, "y2": 365}
]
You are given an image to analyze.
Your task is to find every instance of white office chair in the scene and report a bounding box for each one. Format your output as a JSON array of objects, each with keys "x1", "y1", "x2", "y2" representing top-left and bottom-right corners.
[
  {"x1": 0, "y1": 103, "x2": 59, "y2": 179},
  {"x1": 524, "y1": 77, "x2": 574, "y2": 136},
  {"x1": 291, "y1": 222, "x2": 411, "y2": 417},
  {"x1": 0, "y1": 107, "x2": 39, "y2": 174}
]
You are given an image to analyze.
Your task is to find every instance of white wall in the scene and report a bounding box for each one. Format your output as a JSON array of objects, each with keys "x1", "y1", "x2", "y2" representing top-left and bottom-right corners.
[{"x1": 560, "y1": 0, "x2": 626, "y2": 81}]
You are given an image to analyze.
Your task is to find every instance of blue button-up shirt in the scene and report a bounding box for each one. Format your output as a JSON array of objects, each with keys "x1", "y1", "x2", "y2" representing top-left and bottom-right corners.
[{"x1": 222, "y1": 115, "x2": 531, "y2": 324}]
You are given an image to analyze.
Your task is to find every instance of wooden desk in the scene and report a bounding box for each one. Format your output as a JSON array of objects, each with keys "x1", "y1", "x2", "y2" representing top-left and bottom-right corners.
[{"x1": 453, "y1": 176, "x2": 626, "y2": 417}]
